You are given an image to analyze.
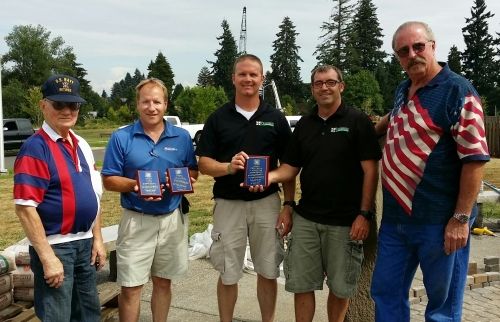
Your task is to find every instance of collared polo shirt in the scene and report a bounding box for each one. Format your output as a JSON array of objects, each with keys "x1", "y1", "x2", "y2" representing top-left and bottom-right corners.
[
  {"x1": 102, "y1": 120, "x2": 197, "y2": 214},
  {"x1": 196, "y1": 99, "x2": 291, "y2": 201},
  {"x1": 382, "y1": 63, "x2": 490, "y2": 225},
  {"x1": 14, "y1": 122, "x2": 102, "y2": 244},
  {"x1": 282, "y1": 104, "x2": 382, "y2": 226}
]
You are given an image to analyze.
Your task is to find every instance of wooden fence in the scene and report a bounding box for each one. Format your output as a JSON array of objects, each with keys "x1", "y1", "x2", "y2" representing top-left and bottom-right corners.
[{"x1": 485, "y1": 116, "x2": 499, "y2": 157}]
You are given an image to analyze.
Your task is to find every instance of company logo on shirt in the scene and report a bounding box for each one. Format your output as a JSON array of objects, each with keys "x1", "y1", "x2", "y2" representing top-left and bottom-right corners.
[
  {"x1": 163, "y1": 147, "x2": 178, "y2": 151},
  {"x1": 331, "y1": 127, "x2": 349, "y2": 133},
  {"x1": 256, "y1": 121, "x2": 274, "y2": 127}
]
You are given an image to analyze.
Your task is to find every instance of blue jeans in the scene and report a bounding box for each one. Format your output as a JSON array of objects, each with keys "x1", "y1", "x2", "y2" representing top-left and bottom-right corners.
[
  {"x1": 30, "y1": 238, "x2": 100, "y2": 322},
  {"x1": 371, "y1": 221, "x2": 472, "y2": 322}
]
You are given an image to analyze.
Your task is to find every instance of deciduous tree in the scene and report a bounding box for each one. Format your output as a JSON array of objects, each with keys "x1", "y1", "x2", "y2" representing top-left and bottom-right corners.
[{"x1": 175, "y1": 86, "x2": 227, "y2": 123}]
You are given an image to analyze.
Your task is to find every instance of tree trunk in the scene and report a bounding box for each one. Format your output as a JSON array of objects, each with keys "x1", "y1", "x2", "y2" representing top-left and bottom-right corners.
[{"x1": 345, "y1": 180, "x2": 383, "y2": 322}]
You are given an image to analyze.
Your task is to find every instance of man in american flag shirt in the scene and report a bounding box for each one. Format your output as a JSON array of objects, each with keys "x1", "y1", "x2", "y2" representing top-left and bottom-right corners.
[{"x1": 371, "y1": 21, "x2": 490, "y2": 322}]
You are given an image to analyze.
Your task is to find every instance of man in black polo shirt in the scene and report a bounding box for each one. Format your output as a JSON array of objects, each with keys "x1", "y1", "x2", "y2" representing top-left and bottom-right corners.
[
  {"x1": 196, "y1": 54, "x2": 295, "y2": 322},
  {"x1": 257, "y1": 65, "x2": 381, "y2": 321}
]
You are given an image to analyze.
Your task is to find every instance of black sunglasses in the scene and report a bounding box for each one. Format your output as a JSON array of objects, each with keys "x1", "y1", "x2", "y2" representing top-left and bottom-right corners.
[
  {"x1": 395, "y1": 40, "x2": 434, "y2": 58},
  {"x1": 46, "y1": 99, "x2": 81, "y2": 111}
]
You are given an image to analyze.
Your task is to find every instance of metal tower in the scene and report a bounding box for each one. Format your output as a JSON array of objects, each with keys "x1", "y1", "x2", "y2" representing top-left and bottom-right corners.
[{"x1": 239, "y1": 7, "x2": 247, "y2": 54}]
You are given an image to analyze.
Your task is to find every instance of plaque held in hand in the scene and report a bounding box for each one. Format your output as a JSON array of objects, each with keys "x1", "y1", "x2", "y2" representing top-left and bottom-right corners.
[
  {"x1": 167, "y1": 167, "x2": 194, "y2": 194},
  {"x1": 136, "y1": 170, "x2": 162, "y2": 198},
  {"x1": 243, "y1": 155, "x2": 269, "y2": 187}
]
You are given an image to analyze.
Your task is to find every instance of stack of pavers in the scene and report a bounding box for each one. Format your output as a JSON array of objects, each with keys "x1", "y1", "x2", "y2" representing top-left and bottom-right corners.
[
  {"x1": 466, "y1": 256, "x2": 500, "y2": 289},
  {"x1": 410, "y1": 255, "x2": 500, "y2": 304}
]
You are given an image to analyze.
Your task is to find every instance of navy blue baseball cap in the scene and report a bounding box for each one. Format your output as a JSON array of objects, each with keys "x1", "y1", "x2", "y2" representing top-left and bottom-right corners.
[{"x1": 41, "y1": 74, "x2": 86, "y2": 103}]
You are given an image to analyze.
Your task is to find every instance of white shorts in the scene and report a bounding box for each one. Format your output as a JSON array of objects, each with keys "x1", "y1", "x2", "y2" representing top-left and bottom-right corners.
[{"x1": 116, "y1": 208, "x2": 188, "y2": 287}]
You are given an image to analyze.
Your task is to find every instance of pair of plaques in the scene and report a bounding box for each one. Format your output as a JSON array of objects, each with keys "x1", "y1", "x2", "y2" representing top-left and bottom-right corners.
[{"x1": 137, "y1": 168, "x2": 193, "y2": 198}]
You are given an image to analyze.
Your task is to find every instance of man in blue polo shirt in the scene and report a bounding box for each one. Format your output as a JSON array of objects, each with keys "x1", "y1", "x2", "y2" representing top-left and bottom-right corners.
[
  {"x1": 101, "y1": 78, "x2": 198, "y2": 322},
  {"x1": 14, "y1": 74, "x2": 105, "y2": 322}
]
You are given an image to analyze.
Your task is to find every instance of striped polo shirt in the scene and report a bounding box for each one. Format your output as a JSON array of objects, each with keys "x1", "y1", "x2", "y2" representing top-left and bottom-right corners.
[{"x1": 14, "y1": 122, "x2": 102, "y2": 244}]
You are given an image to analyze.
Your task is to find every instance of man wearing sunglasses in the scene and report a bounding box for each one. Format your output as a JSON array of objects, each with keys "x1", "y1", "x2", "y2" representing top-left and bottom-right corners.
[
  {"x1": 371, "y1": 21, "x2": 490, "y2": 322},
  {"x1": 13, "y1": 75, "x2": 105, "y2": 321}
]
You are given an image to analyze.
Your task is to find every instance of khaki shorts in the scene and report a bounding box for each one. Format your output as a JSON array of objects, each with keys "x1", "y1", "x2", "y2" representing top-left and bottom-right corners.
[
  {"x1": 284, "y1": 212, "x2": 363, "y2": 298},
  {"x1": 209, "y1": 193, "x2": 284, "y2": 285},
  {"x1": 116, "y1": 208, "x2": 188, "y2": 287}
]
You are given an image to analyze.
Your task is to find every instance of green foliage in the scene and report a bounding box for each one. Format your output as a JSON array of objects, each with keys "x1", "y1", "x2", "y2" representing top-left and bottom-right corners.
[
  {"x1": 1, "y1": 79, "x2": 27, "y2": 118},
  {"x1": 22, "y1": 87, "x2": 44, "y2": 127},
  {"x1": 315, "y1": 0, "x2": 355, "y2": 67},
  {"x1": 375, "y1": 55, "x2": 405, "y2": 113},
  {"x1": 447, "y1": 45, "x2": 463, "y2": 75},
  {"x1": 175, "y1": 86, "x2": 227, "y2": 123},
  {"x1": 462, "y1": 0, "x2": 496, "y2": 104},
  {"x1": 281, "y1": 95, "x2": 297, "y2": 115},
  {"x1": 110, "y1": 69, "x2": 145, "y2": 110},
  {"x1": 270, "y1": 17, "x2": 304, "y2": 104},
  {"x1": 197, "y1": 66, "x2": 213, "y2": 87},
  {"x1": 2, "y1": 24, "x2": 62, "y2": 86},
  {"x1": 106, "y1": 105, "x2": 134, "y2": 124},
  {"x1": 1, "y1": 24, "x2": 103, "y2": 123},
  {"x1": 171, "y1": 84, "x2": 184, "y2": 105},
  {"x1": 343, "y1": 70, "x2": 384, "y2": 115},
  {"x1": 347, "y1": 0, "x2": 386, "y2": 74},
  {"x1": 208, "y1": 20, "x2": 238, "y2": 98},
  {"x1": 147, "y1": 52, "x2": 175, "y2": 100}
]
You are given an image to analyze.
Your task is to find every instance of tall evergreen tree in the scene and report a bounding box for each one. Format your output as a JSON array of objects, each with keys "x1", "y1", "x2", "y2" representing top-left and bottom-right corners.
[
  {"x1": 314, "y1": 0, "x2": 355, "y2": 67},
  {"x1": 208, "y1": 20, "x2": 238, "y2": 98},
  {"x1": 147, "y1": 52, "x2": 175, "y2": 97},
  {"x1": 447, "y1": 45, "x2": 463, "y2": 75},
  {"x1": 462, "y1": 0, "x2": 496, "y2": 100},
  {"x1": 270, "y1": 17, "x2": 304, "y2": 103},
  {"x1": 110, "y1": 69, "x2": 144, "y2": 110},
  {"x1": 197, "y1": 66, "x2": 213, "y2": 87},
  {"x1": 347, "y1": 0, "x2": 386, "y2": 74}
]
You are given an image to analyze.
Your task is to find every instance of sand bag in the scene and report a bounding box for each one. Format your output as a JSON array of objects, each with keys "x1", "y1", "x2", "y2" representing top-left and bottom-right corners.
[{"x1": 0, "y1": 251, "x2": 16, "y2": 275}]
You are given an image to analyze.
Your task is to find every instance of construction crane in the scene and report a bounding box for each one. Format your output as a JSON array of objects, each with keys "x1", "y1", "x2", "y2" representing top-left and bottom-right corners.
[{"x1": 239, "y1": 7, "x2": 247, "y2": 54}]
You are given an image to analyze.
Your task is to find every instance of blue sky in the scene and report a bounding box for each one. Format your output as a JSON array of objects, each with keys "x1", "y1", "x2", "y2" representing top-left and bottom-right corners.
[{"x1": 1, "y1": 0, "x2": 499, "y2": 94}]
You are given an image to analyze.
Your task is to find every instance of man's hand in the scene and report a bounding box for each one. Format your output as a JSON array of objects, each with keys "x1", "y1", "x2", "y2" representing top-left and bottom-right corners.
[
  {"x1": 444, "y1": 218, "x2": 469, "y2": 255},
  {"x1": 42, "y1": 255, "x2": 65, "y2": 288},
  {"x1": 228, "y1": 151, "x2": 249, "y2": 175},
  {"x1": 276, "y1": 207, "x2": 293, "y2": 238},
  {"x1": 91, "y1": 238, "x2": 107, "y2": 271},
  {"x1": 350, "y1": 215, "x2": 370, "y2": 241}
]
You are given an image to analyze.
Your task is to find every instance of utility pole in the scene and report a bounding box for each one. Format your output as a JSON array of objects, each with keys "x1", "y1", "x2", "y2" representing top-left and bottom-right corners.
[
  {"x1": 0, "y1": 64, "x2": 7, "y2": 173},
  {"x1": 238, "y1": 6, "x2": 247, "y2": 54}
]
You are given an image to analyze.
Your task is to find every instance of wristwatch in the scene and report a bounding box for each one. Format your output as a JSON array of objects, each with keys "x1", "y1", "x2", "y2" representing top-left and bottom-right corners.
[
  {"x1": 359, "y1": 210, "x2": 375, "y2": 221},
  {"x1": 283, "y1": 200, "x2": 296, "y2": 208},
  {"x1": 452, "y1": 213, "x2": 470, "y2": 224}
]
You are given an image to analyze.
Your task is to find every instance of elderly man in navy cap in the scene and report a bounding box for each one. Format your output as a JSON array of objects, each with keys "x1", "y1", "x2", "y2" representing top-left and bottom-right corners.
[{"x1": 13, "y1": 74, "x2": 105, "y2": 321}]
